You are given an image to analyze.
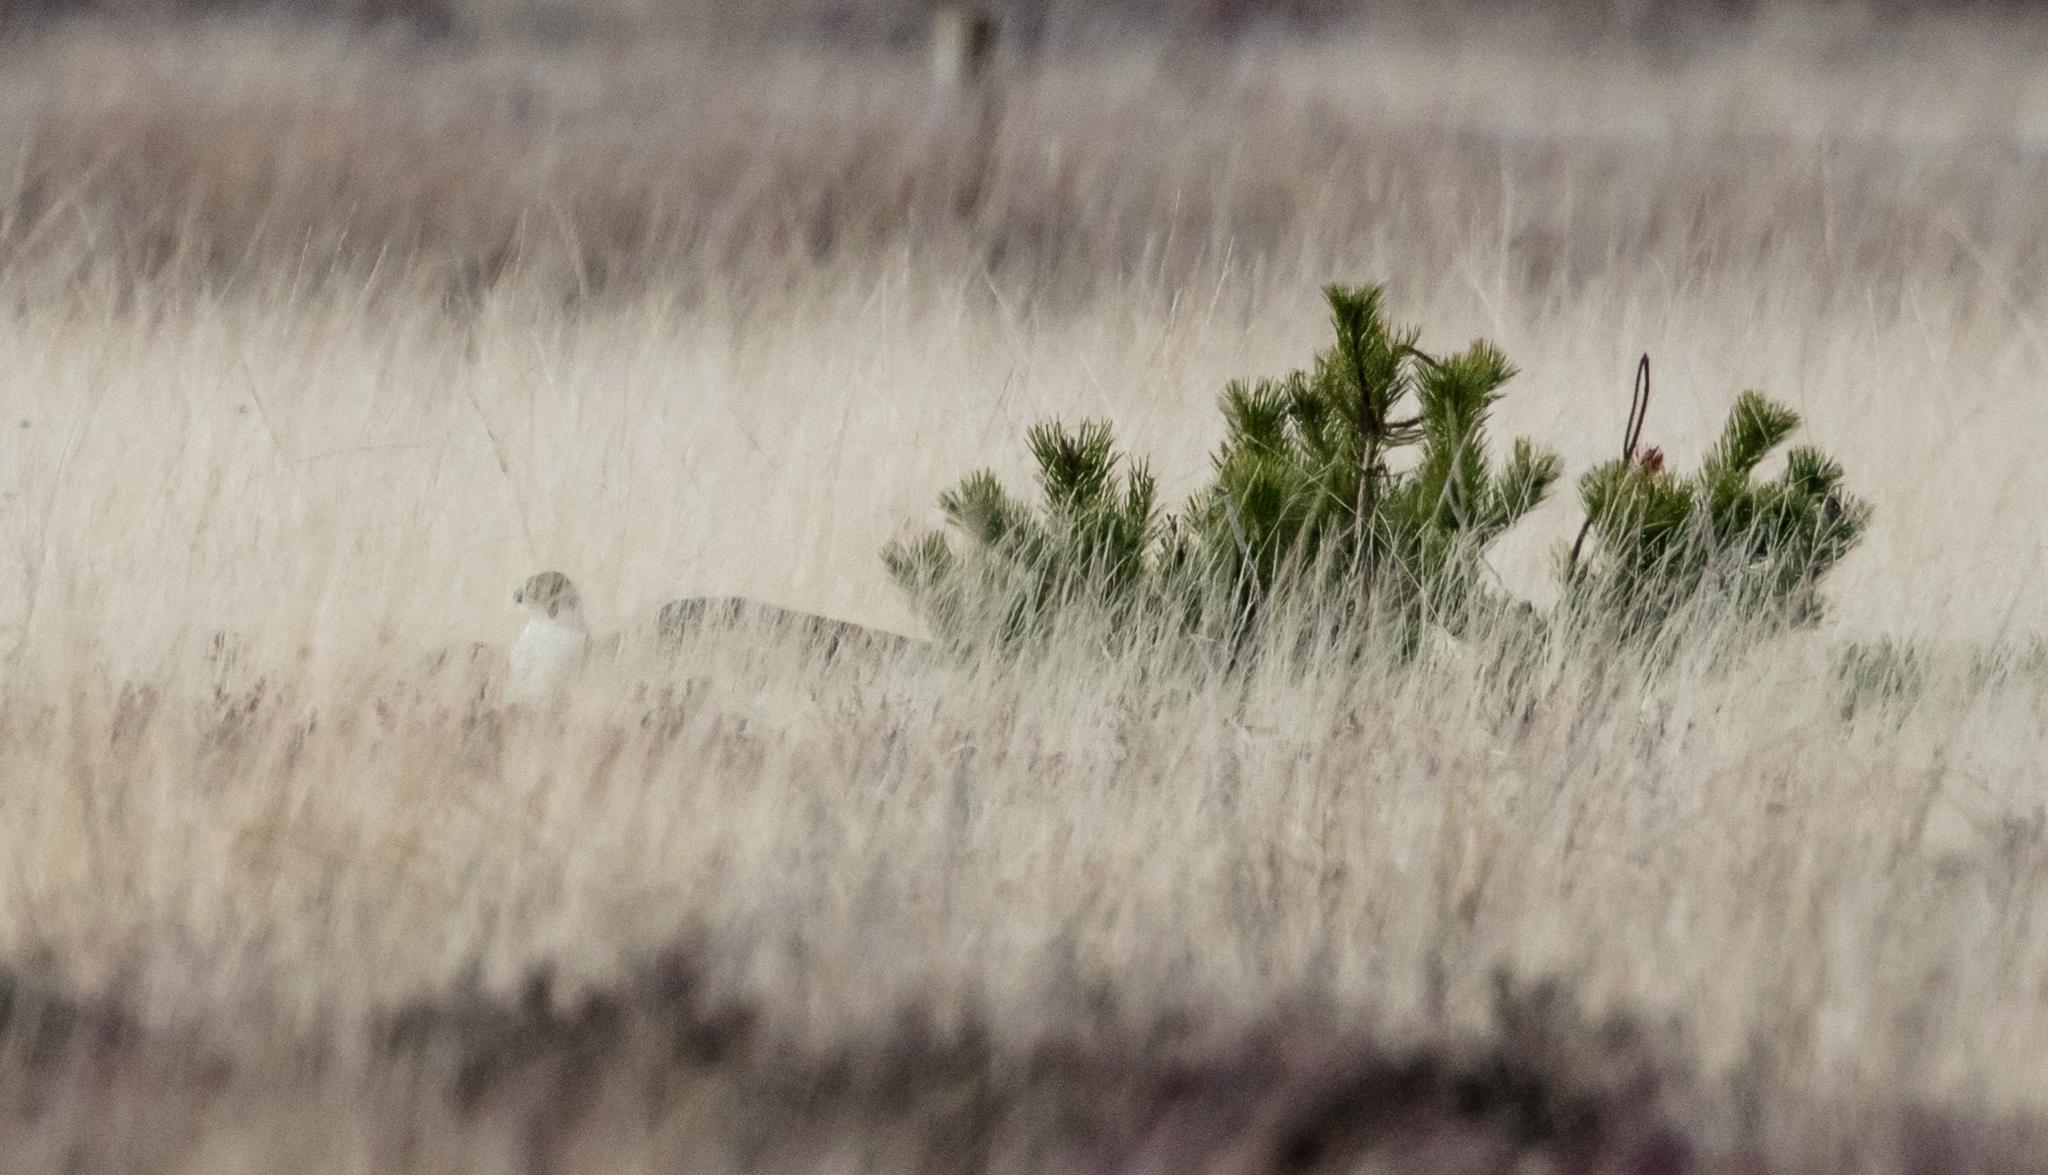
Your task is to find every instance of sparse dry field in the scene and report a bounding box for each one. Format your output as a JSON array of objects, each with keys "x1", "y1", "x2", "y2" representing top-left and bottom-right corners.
[{"x1": 1, "y1": 12, "x2": 2047, "y2": 1173}]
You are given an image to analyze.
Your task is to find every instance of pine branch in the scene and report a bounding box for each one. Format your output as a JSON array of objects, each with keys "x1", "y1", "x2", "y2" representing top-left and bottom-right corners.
[{"x1": 1701, "y1": 390, "x2": 1799, "y2": 489}]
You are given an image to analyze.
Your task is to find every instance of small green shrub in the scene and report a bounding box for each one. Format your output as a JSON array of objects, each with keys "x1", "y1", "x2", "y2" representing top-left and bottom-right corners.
[
  {"x1": 1562, "y1": 391, "x2": 1870, "y2": 641},
  {"x1": 1180, "y1": 285, "x2": 1562, "y2": 651},
  {"x1": 887, "y1": 282, "x2": 1868, "y2": 663},
  {"x1": 882, "y1": 418, "x2": 1172, "y2": 649},
  {"x1": 885, "y1": 284, "x2": 1561, "y2": 654}
]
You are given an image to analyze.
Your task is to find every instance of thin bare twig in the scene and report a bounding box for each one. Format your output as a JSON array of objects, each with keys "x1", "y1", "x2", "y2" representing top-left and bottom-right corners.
[{"x1": 1566, "y1": 353, "x2": 1652, "y2": 584}]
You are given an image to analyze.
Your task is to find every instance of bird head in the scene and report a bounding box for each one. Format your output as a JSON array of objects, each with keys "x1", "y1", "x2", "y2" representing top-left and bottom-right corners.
[{"x1": 514, "y1": 571, "x2": 583, "y2": 621}]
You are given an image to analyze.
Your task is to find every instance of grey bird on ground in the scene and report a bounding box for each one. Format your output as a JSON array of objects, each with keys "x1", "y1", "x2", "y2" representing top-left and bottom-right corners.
[{"x1": 655, "y1": 596, "x2": 923, "y2": 661}]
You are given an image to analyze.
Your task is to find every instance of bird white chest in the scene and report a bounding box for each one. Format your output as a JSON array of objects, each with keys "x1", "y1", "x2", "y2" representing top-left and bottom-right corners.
[{"x1": 506, "y1": 615, "x2": 587, "y2": 704}]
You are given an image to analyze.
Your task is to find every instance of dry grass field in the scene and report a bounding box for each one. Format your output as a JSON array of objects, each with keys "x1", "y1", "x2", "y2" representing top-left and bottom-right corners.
[{"x1": 2, "y1": 9, "x2": 2048, "y2": 1172}]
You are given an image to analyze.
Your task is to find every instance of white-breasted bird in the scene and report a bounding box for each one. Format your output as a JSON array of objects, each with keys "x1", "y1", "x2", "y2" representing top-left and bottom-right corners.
[{"x1": 507, "y1": 570, "x2": 589, "y2": 704}]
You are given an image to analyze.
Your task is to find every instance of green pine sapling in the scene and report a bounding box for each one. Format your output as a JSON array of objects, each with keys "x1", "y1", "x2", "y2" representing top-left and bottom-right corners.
[
  {"x1": 1180, "y1": 286, "x2": 1561, "y2": 650},
  {"x1": 1563, "y1": 389, "x2": 1870, "y2": 640},
  {"x1": 886, "y1": 284, "x2": 1561, "y2": 654},
  {"x1": 882, "y1": 419, "x2": 1170, "y2": 648},
  {"x1": 889, "y1": 284, "x2": 1868, "y2": 662}
]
